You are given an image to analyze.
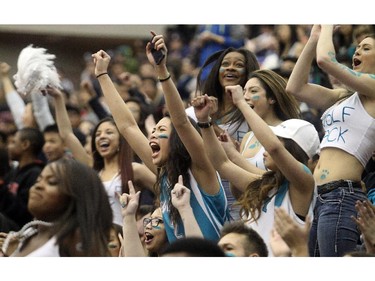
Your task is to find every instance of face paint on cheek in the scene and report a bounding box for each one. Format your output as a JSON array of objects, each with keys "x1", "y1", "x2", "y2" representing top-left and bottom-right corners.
[
  {"x1": 152, "y1": 226, "x2": 161, "y2": 230},
  {"x1": 238, "y1": 68, "x2": 245, "y2": 75},
  {"x1": 219, "y1": 67, "x2": 225, "y2": 73},
  {"x1": 251, "y1": 95, "x2": 260, "y2": 101},
  {"x1": 108, "y1": 243, "x2": 119, "y2": 249},
  {"x1": 158, "y1": 134, "x2": 169, "y2": 139}
]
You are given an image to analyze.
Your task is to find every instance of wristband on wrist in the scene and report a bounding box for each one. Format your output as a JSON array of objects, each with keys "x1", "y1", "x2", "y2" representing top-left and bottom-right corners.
[
  {"x1": 158, "y1": 73, "x2": 171, "y2": 82},
  {"x1": 96, "y1": 72, "x2": 108, "y2": 79},
  {"x1": 197, "y1": 117, "x2": 212, "y2": 128}
]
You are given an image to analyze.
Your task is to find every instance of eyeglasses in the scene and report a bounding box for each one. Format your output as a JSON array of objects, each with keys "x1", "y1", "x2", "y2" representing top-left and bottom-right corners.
[{"x1": 143, "y1": 217, "x2": 164, "y2": 228}]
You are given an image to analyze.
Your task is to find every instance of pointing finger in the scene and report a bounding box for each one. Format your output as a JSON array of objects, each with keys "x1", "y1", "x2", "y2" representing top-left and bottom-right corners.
[{"x1": 178, "y1": 175, "x2": 183, "y2": 185}]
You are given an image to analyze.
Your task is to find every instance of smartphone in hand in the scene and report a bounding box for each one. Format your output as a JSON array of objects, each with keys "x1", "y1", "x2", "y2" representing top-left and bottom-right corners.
[{"x1": 150, "y1": 36, "x2": 165, "y2": 65}]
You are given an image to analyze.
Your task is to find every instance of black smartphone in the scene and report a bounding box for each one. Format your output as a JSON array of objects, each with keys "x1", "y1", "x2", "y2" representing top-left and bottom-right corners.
[{"x1": 150, "y1": 36, "x2": 165, "y2": 65}]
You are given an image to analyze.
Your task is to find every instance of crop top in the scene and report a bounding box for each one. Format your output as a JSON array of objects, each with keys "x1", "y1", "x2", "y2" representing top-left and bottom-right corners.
[{"x1": 320, "y1": 92, "x2": 375, "y2": 167}]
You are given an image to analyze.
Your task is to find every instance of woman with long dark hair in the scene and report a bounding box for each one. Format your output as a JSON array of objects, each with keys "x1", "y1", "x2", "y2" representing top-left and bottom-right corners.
[
  {"x1": 1, "y1": 158, "x2": 112, "y2": 256},
  {"x1": 92, "y1": 33, "x2": 230, "y2": 243}
]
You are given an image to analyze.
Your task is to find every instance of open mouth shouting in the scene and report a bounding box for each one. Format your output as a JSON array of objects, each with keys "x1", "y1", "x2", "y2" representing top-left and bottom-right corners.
[
  {"x1": 353, "y1": 57, "x2": 362, "y2": 69},
  {"x1": 149, "y1": 141, "x2": 160, "y2": 159},
  {"x1": 144, "y1": 232, "x2": 154, "y2": 245},
  {"x1": 98, "y1": 140, "x2": 110, "y2": 153}
]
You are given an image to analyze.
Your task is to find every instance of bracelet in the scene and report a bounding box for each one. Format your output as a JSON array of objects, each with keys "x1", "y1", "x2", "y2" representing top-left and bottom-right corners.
[
  {"x1": 96, "y1": 72, "x2": 108, "y2": 79},
  {"x1": 158, "y1": 73, "x2": 171, "y2": 82},
  {"x1": 197, "y1": 117, "x2": 212, "y2": 129}
]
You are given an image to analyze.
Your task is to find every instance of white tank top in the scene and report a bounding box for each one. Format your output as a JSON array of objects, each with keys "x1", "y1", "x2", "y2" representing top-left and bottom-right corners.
[
  {"x1": 246, "y1": 181, "x2": 316, "y2": 257},
  {"x1": 102, "y1": 173, "x2": 123, "y2": 225},
  {"x1": 26, "y1": 236, "x2": 60, "y2": 257},
  {"x1": 241, "y1": 131, "x2": 267, "y2": 170}
]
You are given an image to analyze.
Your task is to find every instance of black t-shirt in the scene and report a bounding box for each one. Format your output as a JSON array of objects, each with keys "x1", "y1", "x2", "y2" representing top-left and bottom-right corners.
[{"x1": 0, "y1": 161, "x2": 44, "y2": 228}]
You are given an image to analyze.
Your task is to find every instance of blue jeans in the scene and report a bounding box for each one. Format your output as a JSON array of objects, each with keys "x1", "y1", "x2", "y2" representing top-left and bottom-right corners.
[{"x1": 308, "y1": 180, "x2": 367, "y2": 257}]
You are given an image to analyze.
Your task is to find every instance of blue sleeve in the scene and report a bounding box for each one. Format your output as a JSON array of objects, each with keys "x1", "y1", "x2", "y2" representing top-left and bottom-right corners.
[{"x1": 367, "y1": 188, "x2": 375, "y2": 205}]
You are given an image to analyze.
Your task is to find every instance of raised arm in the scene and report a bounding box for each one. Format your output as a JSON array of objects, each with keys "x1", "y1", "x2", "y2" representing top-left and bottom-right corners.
[
  {"x1": 217, "y1": 131, "x2": 265, "y2": 199},
  {"x1": 146, "y1": 33, "x2": 219, "y2": 194},
  {"x1": 47, "y1": 87, "x2": 92, "y2": 166},
  {"x1": 92, "y1": 50, "x2": 156, "y2": 174},
  {"x1": 30, "y1": 91, "x2": 55, "y2": 131},
  {"x1": 286, "y1": 24, "x2": 347, "y2": 110},
  {"x1": 317, "y1": 25, "x2": 375, "y2": 100},
  {"x1": 192, "y1": 95, "x2": 260, "y2": 192},
  {"x1": 220, "y1": 130, "x2": 266, "y2": 175},
  {"x1": 132, "y1": 162, "x2": 156, "y2": 193},
  {"x1": 80, "y1": 80, "x2": 110, "y2": 120},
  {"x1": 228, "y1": 85, "x2": 315, "y2": 195},
  {"x1": 171, "y1": 175, "x2": 203, "y2": 238},
  {"x1": 0, "y1": 62, "x2": 25, "y2": 129},
  {"x1": 118, "y1": 181, "x2": 146, "y2": 257}
]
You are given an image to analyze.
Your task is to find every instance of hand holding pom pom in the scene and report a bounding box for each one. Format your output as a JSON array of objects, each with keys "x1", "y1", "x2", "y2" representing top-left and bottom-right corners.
[{"x1": 13, "y1": 44, "x2": 62, "y2": 96}]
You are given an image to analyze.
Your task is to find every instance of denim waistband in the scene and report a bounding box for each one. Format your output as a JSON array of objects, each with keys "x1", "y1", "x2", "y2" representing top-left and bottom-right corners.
[{"x1": 317, "y1": 180, "x2": 362, "y2": 195}]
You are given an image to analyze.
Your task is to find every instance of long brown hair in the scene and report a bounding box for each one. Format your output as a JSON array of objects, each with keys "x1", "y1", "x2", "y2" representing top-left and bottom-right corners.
[
  {"x1": 236, "y1": 138, "x2": 309, "y2": 222},
  {"x1": 91, "y1": 117, "x2": 134, "y2": 194},
  {"x1": 50, "y1": 158, "x2": 112, "y2": 256},
  {"x1": 152, "y1": 115, "x2": 200, "y2": 227},
  {"x1": 248, "y1": 69, "x2": 301, "y2": 120}
]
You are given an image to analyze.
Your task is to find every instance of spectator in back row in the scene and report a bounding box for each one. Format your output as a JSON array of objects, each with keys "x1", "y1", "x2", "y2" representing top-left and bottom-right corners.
[{"x1": 0, "y1": 127, "x2": 45, "y2": 231}]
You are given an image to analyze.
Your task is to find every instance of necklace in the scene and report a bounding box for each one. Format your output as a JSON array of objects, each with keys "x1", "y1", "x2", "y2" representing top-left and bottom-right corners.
[{"x1": 1, "y1": 220, "x2": 53, "y2": 255}]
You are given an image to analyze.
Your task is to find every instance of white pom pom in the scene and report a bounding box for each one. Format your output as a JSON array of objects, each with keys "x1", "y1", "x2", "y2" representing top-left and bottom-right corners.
[{"x1": 13, "y1": 44, "x2": 62, "y2": 96}]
